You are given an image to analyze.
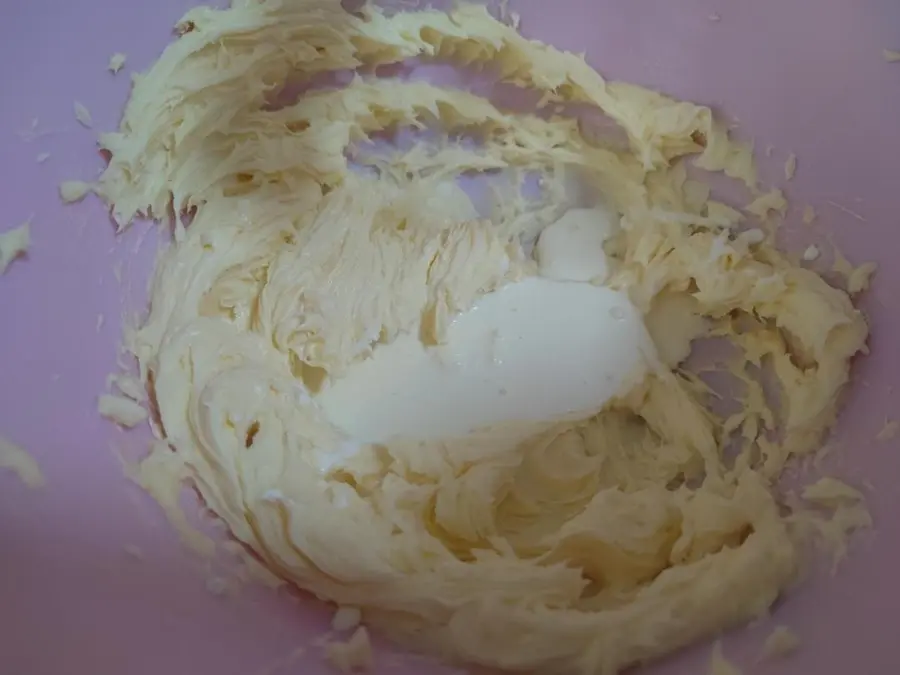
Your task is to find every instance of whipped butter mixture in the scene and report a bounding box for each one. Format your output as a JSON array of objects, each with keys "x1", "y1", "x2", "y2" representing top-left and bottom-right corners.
[{"x1": 90, "y1": 1, "x2": 869, "y2": 673}]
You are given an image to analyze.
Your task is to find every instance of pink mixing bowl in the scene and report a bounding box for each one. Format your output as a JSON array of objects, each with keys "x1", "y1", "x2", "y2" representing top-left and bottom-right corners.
[{"x1": 2, "y1": 1, "x2": 899, "y2": 673}]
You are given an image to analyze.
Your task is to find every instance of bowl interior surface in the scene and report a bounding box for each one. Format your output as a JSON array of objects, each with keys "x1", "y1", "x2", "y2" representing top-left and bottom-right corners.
[{"x1": 2, "y1": 1, "x2": 900, "y2": 673}]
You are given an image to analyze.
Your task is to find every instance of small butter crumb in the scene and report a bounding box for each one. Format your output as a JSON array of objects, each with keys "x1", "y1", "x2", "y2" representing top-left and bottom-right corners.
[
  {"x1": 831, "y1": 245, "x2": 854, "y2": 281},
  {"x1": 802, "y1": 493, "x2": 873, "y2": 571},
  {"x1": 74, "y1": 101, "x2": 93, "y2": 128},
  {"x1": 59, "y1": 180, "x2": 93, "y2": 204},
  {"x1": 738, "y1": 228, "x2": 765, "y2": 246},
  {"x1": 0, "y1": 221, "x2": 31, "y2": 274},
  {"x1": 124, "y1": 544, "x2": 144, "y2": 559},
  {"x1": 96, "y1": 314, "x2": 105, "y2": 332},
  {"x1": 760, "y1": 626, "x2": 800, "y2": 661},
  {"x1": 883, "y1": 49, "x2": 900, "y2": 62},
  {"x1": 108, "y1": 52, "x2": 128, "y2": 73},
  {"x1": 36, "y1": 152, "x2": 51, "y2": 164},
  {"x1": 784, "y1": 153, "x2": 797, "y2": 180},
  {"x1": 326, "y1": 626, "x2": 373, "y2": 673},
  {"x1": 876, "y1": 419, "x2": 899, "y2": 442},
  {"x1": 98, "y1": 394, "x2": 148, "y2": 428},
  {"x1": 847, "y1": 261, "x2": 877, "y2": 294},
  {"x1": 801, "y1": 245, "x2": 820, "y2": 262},
  {"x1": 331, "y1": 606, "x2": 362, "y2": 632},
  {"x1": 803, "y1": 476, "x2": 864, "y2": 507},
  {"x1": 764, "y1": 145, "x2": 774, "y2": 157},
  {"x1": 745, "y1": 189, "x2": 787, "y2": 220},
  {"x1": 708, "y1": 13, "x2": 721, "y2": 22},
  {"x1": 709, "y1": 641, "x2": 741, "y2": 675},
  {"x1": 0, "y1": 436, "x2": 45, "y2": 488},
  {"x1": 108, "y1": 373, "x2": 146, "y2": 402},
  {"x1": 802, "y1": 205, "x2": 816, "y2": 225}
]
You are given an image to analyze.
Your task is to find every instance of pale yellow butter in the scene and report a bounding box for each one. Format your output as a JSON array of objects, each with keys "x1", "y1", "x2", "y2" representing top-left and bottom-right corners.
[{"x1": 83, "y1": 2, "x2": 872, "y2": 674}]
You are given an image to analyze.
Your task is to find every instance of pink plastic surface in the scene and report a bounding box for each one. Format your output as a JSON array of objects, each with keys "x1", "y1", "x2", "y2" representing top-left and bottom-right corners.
[{"x1": 2, "y1": 1, "x2": 900, "y2": 673}]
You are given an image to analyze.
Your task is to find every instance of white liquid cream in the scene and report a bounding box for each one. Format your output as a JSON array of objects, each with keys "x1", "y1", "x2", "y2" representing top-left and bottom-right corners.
[
  {"x1": 535, "y1": 206, "x2": 618, "y2": 282},
  {"x1": 318, "y1": 208, "x2": 656, "y2": 442}
]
